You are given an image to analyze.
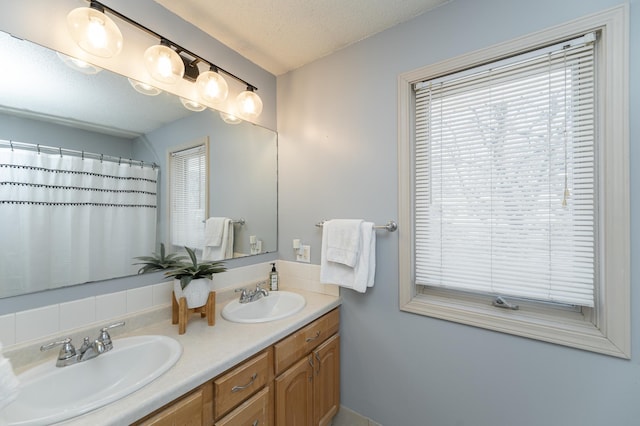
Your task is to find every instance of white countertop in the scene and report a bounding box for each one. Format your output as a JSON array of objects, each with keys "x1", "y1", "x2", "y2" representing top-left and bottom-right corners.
[{"x1": 55, "y1": 288, "x2": 341, "y2": 425}]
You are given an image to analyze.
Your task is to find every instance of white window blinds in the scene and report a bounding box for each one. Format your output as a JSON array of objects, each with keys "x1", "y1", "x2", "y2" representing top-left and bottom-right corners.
[
  {"x1": 170, "y1": 144, "x2": 206, "y2": 249},
  {"x1": 414, "y1": 34, "x2": 596, "y2": 307}
]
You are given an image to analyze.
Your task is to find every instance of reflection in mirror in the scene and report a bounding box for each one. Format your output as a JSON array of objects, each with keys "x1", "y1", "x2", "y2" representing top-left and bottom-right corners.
[{"x1": 0, "y1": 31, "x2": 277, "y2": 298}]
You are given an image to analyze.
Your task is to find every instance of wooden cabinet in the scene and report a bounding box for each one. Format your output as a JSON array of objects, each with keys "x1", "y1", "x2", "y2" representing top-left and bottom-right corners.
[
  {"x1": 274, "y1": 309, "x2": 340, "y2": 426},
  {"x1": 133, "y1": 307, "x2": 339, "y2": 426},
  {"x1": 134, "y1": 384, "x2": 213, "y2": 426}
]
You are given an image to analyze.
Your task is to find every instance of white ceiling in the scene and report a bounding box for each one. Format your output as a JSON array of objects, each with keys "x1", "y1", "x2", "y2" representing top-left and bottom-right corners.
[{"x1": 153, "y1": 0, "x2": 449, "y2": 76}]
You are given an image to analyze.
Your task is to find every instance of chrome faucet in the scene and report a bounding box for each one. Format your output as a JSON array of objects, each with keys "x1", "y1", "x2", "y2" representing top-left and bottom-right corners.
[
  {"x1": 235, "y1": 282, "x2": 269, "y2": 304},
  {"x1": 40, "y1": 321, "x2": 125, "y2": 367}
]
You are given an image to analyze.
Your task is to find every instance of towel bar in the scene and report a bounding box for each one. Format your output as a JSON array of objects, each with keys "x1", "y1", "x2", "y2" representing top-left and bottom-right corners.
[{"x1": 315, "y1": 220, "x2": 397, "y2": 232}]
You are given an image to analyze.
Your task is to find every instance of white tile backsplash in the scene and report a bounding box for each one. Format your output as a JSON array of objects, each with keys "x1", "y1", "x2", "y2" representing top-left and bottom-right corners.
[
  {"x1": 95, "y1": 291, "x2": 127, "y2": 322},
  {"x1": 152, "y1": 281, "x2": 173, "y2": 306},
  {"x1": 126, "y1": 286, "x2": 153, "y2": 313},
  {"x1": 59, "y1": 297, "x2": 96, "y2": 331},
  {"x1": 2, "y1": 261, "x2": 330, "y2": 350},
  {"x1": 0, "y1": 314, "x2": 16, "y2": 346},
  {"x1": 15, "y1": 305, "x2": 60, "y2": 343}
]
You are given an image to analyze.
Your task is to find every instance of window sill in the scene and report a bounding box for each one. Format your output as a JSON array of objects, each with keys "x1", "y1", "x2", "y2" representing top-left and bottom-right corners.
[{"x1": 401, "y1": 292, "x2": 629, "y2": 358}]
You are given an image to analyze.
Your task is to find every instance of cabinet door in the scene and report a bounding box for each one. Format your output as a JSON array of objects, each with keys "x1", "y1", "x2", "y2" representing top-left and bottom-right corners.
[
  {"x1": 275, "y1": 355, "x2": 314, "y2": 426},
  {"x1": 313, "y1": 334, "x2": 340, "y2": 426}
]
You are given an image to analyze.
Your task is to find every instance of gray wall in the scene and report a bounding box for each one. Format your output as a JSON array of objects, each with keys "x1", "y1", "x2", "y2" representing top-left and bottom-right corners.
[{"x1": 277, "y1": 0, "x2": 640, "y2": 425}]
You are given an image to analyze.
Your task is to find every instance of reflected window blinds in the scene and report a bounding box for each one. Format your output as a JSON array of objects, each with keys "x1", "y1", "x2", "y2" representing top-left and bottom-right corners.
[{"x1": 169, "y1": 144, "x2": 207, "y2": 249}]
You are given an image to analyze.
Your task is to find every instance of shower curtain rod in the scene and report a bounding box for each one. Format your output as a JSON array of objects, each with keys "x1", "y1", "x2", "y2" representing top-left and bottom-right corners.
[{"x1": 0, "y1": 139, "x2": 158, "y2": 169}]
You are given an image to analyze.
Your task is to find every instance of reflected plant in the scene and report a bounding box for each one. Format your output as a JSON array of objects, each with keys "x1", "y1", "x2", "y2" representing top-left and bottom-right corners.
[{"x1": 133, "y1": 243, "x2": 187, "y2": 274}]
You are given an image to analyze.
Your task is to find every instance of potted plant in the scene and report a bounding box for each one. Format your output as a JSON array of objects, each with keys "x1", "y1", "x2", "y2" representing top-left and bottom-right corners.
[
  {"x1": 165, "y1": 246, "x2": 226, "y2": 308},
  {"x1": 133, "y1": 243, "x2": 187, "y2": 274}
]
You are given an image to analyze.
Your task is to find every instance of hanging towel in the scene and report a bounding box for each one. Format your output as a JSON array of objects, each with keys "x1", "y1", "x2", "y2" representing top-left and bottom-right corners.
[
  {"x1": 0, "y1": 342, "x2": 19, "y2": 410},
  {"x1": 203, "y1": 218, "x2": 234, "y2": 261},
  {"x1": 320, "y1": 221, "x2": 376, "y2": 293},
  {"x1": 204, "y1": 217, "x2": 227, "y2": 247},
  {"x1": 324, "y1": 219, "x2": 363, "y2": 267}
]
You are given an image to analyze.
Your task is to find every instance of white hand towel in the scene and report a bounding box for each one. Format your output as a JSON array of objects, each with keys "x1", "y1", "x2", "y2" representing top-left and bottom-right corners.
[
  {"x1": 203, "y1": 218, "x2": 234, "y2": 261},
  {"x1": 320, "y1": 221, "x2": 376, "y2": 293},
  {"x1": 324, "y1": 219, "x2": 363, "y2": 267},
  {"x1": 0, "y1": 342, "x2": 19, "y2": 410},
  {"x1": 204, "y1": 217, "x2": 227, "y2": 247}
]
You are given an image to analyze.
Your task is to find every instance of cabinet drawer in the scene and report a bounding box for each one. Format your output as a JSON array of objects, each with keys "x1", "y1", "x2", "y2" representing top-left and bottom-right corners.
[
  {"x1": 215, "y1": 386, "x2": 271, "y2": 426},
  {"x1": 214, "y1": 349, "x2": 271, "y2": 419},
  {"x1": 274, "y1": 308, "x2": 339, "y2": 376},
  {"x1": 136, "y1": 387, "x2": 204, "y2": 426}
]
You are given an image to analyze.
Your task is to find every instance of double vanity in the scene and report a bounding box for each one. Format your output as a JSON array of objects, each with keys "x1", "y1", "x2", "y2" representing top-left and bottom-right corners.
[{"x1": 2, "y1": 287, "x2": 341, "y2": 425}]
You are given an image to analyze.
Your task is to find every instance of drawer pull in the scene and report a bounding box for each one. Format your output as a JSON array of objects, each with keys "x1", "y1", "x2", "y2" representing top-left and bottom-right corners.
[
  {"x1": 231, "y1": 373, "x2": 257, "y2": 393},
  {"x1": 252, "y1": 421, "x2": 259, "y2": 426},
  {"x1": 305, "y1": 330, "x2": 321, "y2": 343}
]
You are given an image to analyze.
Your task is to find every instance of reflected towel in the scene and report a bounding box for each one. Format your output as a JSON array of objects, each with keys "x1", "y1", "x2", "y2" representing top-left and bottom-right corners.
[
  {"x1": 0, "y1": 342, "x2": 19, "y2": 410},
  {"x1": 320, "y1": 221, "x2": 376, "y2": 293},
  {"x1": 324, "y1": 219, "x2": 363, "y2": 267},
  {"x1": 203, "y1": 218, "x2": 234, "y2": 261},
  {"x1": 204, "y1": 217, "x2": 227, "y2": 247}
]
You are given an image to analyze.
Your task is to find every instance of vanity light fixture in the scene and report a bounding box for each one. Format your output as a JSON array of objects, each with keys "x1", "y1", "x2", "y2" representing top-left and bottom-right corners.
[
  {"x1": 236, "y1": 86, "x2": 263, "y2": 121},
  {"x1": 66, "y1": 0, "x2": 263, "y2": 120},
  {"x1": 196, "y1": 66, "x2": 229, "y2": 104},
  {"x1": 66, "y1": 1, "x2": 123, "y2": 58}
]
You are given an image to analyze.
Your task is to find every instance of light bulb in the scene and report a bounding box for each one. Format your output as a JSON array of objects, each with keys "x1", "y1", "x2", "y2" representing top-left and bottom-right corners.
[
  {"x1": 144, "y1": 43, "x2": 184, "y2": 84},
  {"x1": 67, "y1": 5, "x2": 123, "y2": 58},
  {"x1": 196, "y1": 69, "x2": 229, "y2": 104},
  {"x1": 236, "y1": 88, "x2": 263, "y2": 121}
]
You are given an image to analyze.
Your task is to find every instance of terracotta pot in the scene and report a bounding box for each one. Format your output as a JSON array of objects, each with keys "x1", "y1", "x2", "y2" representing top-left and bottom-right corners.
[{"x1": 173, "y1": 278, "x2": 212, "y2": 309}]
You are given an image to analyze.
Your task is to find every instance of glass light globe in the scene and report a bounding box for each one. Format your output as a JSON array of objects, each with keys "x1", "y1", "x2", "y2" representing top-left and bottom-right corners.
[
  {"x1": 236, "y1": 89, "x2": 263, "y2": 121},
  {"x1": 180, "y1": 97, "x2": 206, "y2": 112},
  {"x1": 144, "y1": 43, "x2": 184, "y2": 84},
  {"x1": 56, "y1": 52, "x2": 102, "y2": 75},
  {"x1": 128, "y1": 78, "x2": 162, "y2": 96},
  {"x1": 220, "y1": 111, "x2": 242, "y2": 125},
  {"x1": 67, "y1": 6, "x2": 123, "y2": 58},
  {"x1": 196, "y1": 70, "x2": 229, "y2": 104}
]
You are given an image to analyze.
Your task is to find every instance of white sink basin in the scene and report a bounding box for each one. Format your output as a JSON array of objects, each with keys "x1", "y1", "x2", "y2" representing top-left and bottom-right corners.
[
  {"x1": 222, "y1": 291, "x2": 306, "y2": 323},
  {"x1": 1, "y1": 335, "x2": 182, "y2": 426}
]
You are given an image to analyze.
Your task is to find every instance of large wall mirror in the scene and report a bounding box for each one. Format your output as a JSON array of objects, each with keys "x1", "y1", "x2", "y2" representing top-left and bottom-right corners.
[{"x1": 0, "y1": 31, "x2": 277, "y2": 298}]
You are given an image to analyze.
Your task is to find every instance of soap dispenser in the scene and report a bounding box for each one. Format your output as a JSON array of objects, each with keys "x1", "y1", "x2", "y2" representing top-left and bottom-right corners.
[{"x1": 269, "y1": 262, "x2": 279, "y2": 291}]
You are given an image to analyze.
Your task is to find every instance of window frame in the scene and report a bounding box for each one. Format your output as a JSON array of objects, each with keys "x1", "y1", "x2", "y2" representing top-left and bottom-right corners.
[{"x1": 397, "y1": 5, "x2": 629, "y2": 358}]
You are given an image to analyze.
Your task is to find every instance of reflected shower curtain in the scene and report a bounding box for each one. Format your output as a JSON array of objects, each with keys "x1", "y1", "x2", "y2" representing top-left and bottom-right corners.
[{"x1": 0, "y1": 149, "x2": 158, "y2": 297}]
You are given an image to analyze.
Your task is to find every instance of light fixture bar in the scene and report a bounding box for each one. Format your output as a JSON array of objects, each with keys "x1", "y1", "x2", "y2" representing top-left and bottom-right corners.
[{"x1": 87, "y1": 0, "x2": 258, "y2": 91}]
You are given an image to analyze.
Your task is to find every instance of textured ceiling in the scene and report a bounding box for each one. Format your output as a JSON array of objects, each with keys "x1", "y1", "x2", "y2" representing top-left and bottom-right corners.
[{"x1": 153, "y1": 0, "x2": 449, "y2": 75}]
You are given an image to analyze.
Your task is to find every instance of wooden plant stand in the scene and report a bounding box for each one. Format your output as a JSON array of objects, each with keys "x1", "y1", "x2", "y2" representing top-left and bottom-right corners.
[{"x1": 172, "y1": 291, "x2": 216, "y2": 335}]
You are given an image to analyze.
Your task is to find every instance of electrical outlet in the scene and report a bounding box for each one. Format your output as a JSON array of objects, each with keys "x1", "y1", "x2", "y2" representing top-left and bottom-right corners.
[{"x1": 296, "y1": 244, "x2": 311, "y2": 263}]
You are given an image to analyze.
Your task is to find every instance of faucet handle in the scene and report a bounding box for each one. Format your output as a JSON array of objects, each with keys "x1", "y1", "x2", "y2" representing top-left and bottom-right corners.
[
  {"x1": 40, "y1": 337, "x2": 76, "y2": 362},
  {"x1": 98, "y1": 321, "x2": 125, "y2": 351}
]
